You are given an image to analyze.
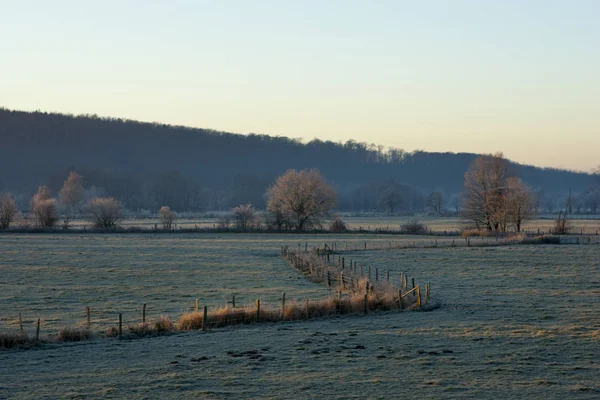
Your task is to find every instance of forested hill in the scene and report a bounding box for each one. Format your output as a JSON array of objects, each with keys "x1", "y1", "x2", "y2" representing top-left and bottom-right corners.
[{"x1": 0, "y1": 108, "x2": 593, "y2": 211}]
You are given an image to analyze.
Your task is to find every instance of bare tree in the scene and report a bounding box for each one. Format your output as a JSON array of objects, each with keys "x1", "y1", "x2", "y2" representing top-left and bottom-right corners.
[
  {"x1": 32, "y1": 186, "x2": 59, "y2": 227},
  {"x1": 268, "y1": 169, "x2": 337, "y2": 232},
  {"x1": 462, "y1": 153, "x2": 509, "y2": 231},
  {"x1": 0, "y1": 193, "x2": 19, "y2": 229},
  {"x1": 87, "y1": 197, "x2": 123, "y2": 228},
  {"x1": 427, "y1": 191, "x2": 444, "y2": 215},
  {"x1": 555, "y1": 192, "x2": 572, "y2": 234},
  {"x1": 159, "y1": 206, "x2": 177, "y2": 230},
  {"x1": 60, "y1": 172, "x2": 85, "y2": 211},
  {"x1": 505, "y1": 177, "x2": 534, "y2": 232},
  {"x1": 232, "y1": 203, "x2": 257, "y2": 231},
  {"x1": 379, "y1": 188, "x2": 401, "y2": 213}
]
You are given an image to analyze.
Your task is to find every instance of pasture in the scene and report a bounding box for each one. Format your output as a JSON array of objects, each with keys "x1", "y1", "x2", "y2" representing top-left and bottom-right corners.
[
  {"x1": 0, "y1": 233, "x2": 599, "y2": 398},
  {"x1": 13, "y1": 215, "x2": 600, "y2": 234}
]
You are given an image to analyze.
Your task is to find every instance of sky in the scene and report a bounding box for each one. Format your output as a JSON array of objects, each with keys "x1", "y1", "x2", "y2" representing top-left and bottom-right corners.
[{"x1": 1, "y1": 0, "x2": 598, "y2": 172}]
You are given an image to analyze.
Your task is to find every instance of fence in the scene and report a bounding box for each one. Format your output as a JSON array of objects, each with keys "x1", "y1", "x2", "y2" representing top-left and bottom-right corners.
[{"x1": 281, "y1": 246, "x2": 431, "y2": 310}]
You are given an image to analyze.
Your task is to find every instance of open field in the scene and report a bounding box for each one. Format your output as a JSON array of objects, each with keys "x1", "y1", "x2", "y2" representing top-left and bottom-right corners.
[
  {"x1": 1, "y1": 234, "x2": 600, "y2": 398},
  {"x1": 11, "y1": 215, "x2": 600, "y2": 234}
]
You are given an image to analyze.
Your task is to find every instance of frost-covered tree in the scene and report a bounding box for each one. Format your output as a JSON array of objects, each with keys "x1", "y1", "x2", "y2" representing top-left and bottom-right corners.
[
  {"x1": 31, "y1": 186, "x2": 58, "y2": 227},
  {"x1": 88, "y1": 197, "x2": 123, "y2": 228},
  {"x1": 0, "y1": 193, "x2": 19, "y2": 229},
  {"x1": 59, "y1": 172, "x2": 85, "y2": 211},
  {"x1": 159, "y1": 206, "x2": 177, "y2": 230},
  {"x1": 267, "y1": 169, "x2": 337, "y2": 232}
]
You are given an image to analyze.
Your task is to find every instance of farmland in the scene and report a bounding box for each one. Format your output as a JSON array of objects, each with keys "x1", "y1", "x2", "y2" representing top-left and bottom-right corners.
[{"x1": 1, "y1": 233, "x2": 599, "y2": 398}]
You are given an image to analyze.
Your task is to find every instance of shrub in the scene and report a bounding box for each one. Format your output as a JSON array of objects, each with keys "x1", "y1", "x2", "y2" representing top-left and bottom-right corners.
[
  {"x1": 87, "y1": 197, "x2": 123, "y2": 228},
  {"x1": 329, "y1": 216, "x2": 348, "y2": 233},
  {"x1": 400, "y1": 219, "x2": 427, "y2": 234},
  {"x1": 159, "y1": 206, "x2": 177, "y2": 230},
  {"x1": 232, "y1": 203, "x2": 257, "y2": 231}
]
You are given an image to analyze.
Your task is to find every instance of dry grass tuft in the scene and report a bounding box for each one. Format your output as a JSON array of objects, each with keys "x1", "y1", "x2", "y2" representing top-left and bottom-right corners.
[
  {"x1": 154, "y1": 316, "x2": 174, "y2": 333},
  {"x1": 105, "y1": 326, "x2": 119, "y2": 338},
  {"x1": 179, "y1": 312, "x2": 204, "y2": 330},
  {"x1": 127, "y1": 323, "x2": 157, "y2": 337},
  {"x1": 57, "y1": 327, "x2": 93, "y2": 342},
  {"x1": 461, "y1": 228, "x2": 492, "y2": 237},
  {"x1": 0, "y1": 331, "x2": 33, "y2": 348}
]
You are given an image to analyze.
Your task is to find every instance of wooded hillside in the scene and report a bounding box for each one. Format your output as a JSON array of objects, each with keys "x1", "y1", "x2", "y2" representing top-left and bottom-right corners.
[{"x1": 0, "y1": 108, "x2": 593, "y2": 212}]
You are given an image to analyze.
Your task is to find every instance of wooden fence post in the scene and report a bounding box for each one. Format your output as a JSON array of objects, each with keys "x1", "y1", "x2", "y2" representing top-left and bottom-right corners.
[
  {"x1": 305, "y1": 298, "x2": 309, "y2": 319},
  {"x1": 327, "y1": 271, "x2": 331, "y2": 287},
  {"x1": 281, "y1": 292, "x2": 286, "y2": 317},
  {"x1": 416, "y1": 286, "x2": 422, "y2": 308},
  {"x1": 341, "y1": 271, "x2": 345, "y2": 289},
  {"x1": 86, "y1": 306, "x2": 91, "y2": 330},
  {"x1": 412, "y1": 278, "x2": 415, "y2": 289},
  {"x1": 203, "y1": 305, "x2": 208, "y2": 330},
  {"x1": 255, "y1": 300, "x2": 260, "y2": 323},
  {"x1": 36, "y1": 318, "x2": 40, "y2": 341},
  {"x1": 368, "y1": 265, "x2": 371, "y2": 280},
  {"x1": 398, "y1": 290, "x2": 404, "y2": 310},
  {"x1": 342, "y1": 257, "x2": 345, "y2": 269},
  {"x1": 19, "y1": 312, "x2": 23, "y2": 332},
  {"x1": 232, "y1": 295, "x2": 236, "y2": 308},
  {"x1": 195, "y1": 298, "x2": 199, "y2": 312},
  {"x1": 142, "y1": 303, "x2": 146, "y2": 324},
  {"x1": 364, "y1": 294, "x2": 368, "y2": 315}
]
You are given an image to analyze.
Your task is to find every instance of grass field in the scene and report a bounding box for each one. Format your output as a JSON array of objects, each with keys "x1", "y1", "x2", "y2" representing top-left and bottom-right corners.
[
  {"x1": 14, "y1": 215, "x2": 600, "y2": 234},
  {"x1": 1, "y1": 233, "x2": 599, "y2": 398}
]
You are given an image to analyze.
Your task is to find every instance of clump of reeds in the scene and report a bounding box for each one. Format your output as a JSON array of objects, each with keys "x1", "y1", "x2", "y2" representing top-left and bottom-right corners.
[
  {"x1": 178, "y1": 311, "x2": 204, "y2": 330},
  {"x1": 154, "y1": 316, "x2": 174, "y2": 333},
  {"x1": 0, "y1": 331, "x2": 34, "y2": 349},
  {"x1": 127, "y1": 323, "x2": 156, "y2": 337},
  {"x1": 57, "y1": 327, "x2": 93, "y2": 342}
]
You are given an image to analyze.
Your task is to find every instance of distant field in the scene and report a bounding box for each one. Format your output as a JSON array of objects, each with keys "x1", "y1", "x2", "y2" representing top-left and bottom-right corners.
[
  {"x1": 20, "y1": 215, "x2": 600, "y2": 234},
  {"x1": 1, "y1": 235, "x2": 599, "y2": 398}
]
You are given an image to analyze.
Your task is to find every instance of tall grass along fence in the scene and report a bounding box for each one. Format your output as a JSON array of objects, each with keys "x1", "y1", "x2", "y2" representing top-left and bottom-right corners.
[{"x1": 280, "y1": 246, "x2": 430, "y2": 312}]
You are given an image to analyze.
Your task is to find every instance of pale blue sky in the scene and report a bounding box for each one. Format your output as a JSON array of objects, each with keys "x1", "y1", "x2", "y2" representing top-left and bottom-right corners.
[{"x1": 1, "y1": 0, "x2": 598, "y2": 171}]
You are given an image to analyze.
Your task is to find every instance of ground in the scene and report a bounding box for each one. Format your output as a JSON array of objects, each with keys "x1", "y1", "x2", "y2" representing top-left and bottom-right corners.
[{"x1": 1, "y1": 234, "x2": 599, "y2": 399}]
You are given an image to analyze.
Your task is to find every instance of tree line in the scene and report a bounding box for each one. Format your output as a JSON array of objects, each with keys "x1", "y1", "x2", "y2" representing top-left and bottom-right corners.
[{"x1": 1, "y1": 159, "x2": 599, "y2": 233}]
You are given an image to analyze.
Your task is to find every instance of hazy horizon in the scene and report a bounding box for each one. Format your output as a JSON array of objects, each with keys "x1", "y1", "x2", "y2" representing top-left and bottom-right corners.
[{"x1": 1, "y1": 0, "x2": 598, "y2": 172}]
